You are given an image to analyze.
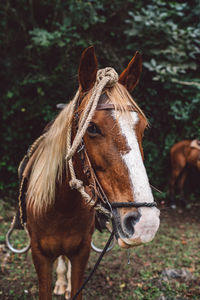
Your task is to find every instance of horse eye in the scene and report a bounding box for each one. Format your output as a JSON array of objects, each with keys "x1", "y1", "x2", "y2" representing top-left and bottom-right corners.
[{"x1": 87, "y1": 123, "x2": 101, "y2": 136}]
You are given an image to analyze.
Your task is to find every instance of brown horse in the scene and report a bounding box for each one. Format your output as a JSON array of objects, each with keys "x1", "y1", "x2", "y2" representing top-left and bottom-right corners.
[
  {"x1": 169, "y1": 139, "x2": 200, "y2": 208},
  {"x1": 22, "y1": 46, "x2": 160, "y2": 300}
]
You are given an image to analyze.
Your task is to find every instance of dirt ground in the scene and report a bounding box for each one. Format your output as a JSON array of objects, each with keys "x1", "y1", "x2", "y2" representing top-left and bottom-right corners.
[{"x1": 0, "y1": 200, "x2": 200, "y2": 299}]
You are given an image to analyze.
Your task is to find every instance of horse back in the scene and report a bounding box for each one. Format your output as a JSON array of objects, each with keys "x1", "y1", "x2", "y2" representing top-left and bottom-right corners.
[{"x1": 170, "y1": 140, "x2": 200, "y2": 169}]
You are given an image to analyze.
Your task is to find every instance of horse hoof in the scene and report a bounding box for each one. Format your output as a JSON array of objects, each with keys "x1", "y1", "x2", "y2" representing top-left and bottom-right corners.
[
  {"x1": 170, "y1": 204, "x2": 176, "y2": 209},
  {"x1": 65, "y1": 290, "x2": 71, "y2": 300},
  {"x1": 53, "y1": 282, "x2": 67, "y2": 295}
]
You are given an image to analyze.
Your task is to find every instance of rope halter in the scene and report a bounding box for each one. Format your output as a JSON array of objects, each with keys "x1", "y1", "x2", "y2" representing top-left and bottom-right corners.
[
  {"x1": 66, "y1": 68, "x2": 118, "y2": 161},
  {"x1": 65, "y1": 68, "x2": 118, "y2": 217}
]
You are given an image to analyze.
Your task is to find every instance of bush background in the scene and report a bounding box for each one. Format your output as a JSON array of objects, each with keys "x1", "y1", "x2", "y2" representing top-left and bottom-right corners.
[{"x1": 1, "y1": 0, "x2": 200, "y2": 198}]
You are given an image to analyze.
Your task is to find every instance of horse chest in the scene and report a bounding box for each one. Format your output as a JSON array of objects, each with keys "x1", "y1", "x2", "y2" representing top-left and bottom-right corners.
[{"x1": 34, "y1": 210, "x2": 94, "y2": 255}]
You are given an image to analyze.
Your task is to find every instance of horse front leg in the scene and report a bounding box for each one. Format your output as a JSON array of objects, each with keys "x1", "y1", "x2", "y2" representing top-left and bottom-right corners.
[
  {"x1": 69, "y1": 242, "x2": 91, "y2": 300},
  {"x1": 169, "y1": 168, "x2": 182, "y2": 209},
  {"x1": 178, "y1": 169, "x2": 187, "y2": 207},
  {"x1": 169, "y1": 178, "x2": 176, "y2": 209},
  {"x1": 31, "y1": 244, "x2": 54, "y2": 300}
]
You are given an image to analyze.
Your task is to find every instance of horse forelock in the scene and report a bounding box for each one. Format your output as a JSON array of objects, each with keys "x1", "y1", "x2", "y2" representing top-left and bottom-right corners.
[
  {"x1": 79, "y1": 82, "x2": 148, "y2": 124},
  {"x1": 107, "y1": 83, "x2": 147, "y2": 122}
]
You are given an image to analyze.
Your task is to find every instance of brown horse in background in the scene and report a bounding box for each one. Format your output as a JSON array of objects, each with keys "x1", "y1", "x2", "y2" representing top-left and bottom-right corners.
[
  {"x1": 169, "y1": 140, "x2": 200, "y2": 208},
  {"x1": 21, "y1": 46, "x2": 160, "y2": 300}
]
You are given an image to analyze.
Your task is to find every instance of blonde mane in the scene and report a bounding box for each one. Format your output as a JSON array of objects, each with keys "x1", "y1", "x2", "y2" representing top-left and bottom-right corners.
[
  {"x1": 26, "y1": 82, "x2": 147, "y2": 215},
  {"x1": 26, "y1": 100, "x2": 74, "y2": 215}
]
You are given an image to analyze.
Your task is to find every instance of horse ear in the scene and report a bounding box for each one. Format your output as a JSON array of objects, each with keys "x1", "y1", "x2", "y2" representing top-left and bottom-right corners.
[
  {"x1": 78, "y1": 46, "x2": 98, "y2": 92},
  {"x1": 118, "y1": 51, "x2": 142, "y2": 92}
]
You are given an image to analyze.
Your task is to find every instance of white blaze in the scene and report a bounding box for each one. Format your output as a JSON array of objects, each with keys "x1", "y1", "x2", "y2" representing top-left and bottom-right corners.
[
  {"x1": 113, "y1": 111, "x2": 153, "y2": 203},
  {"x1": 113, "y1": 111, "x2": 160, "y2": 244}
]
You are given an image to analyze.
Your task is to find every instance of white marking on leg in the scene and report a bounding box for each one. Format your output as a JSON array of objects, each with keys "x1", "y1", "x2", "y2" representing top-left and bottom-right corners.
[
  {"x1": 53, "y1": 256, "x2": 67, "y2": 295},
  {"x1": 65, "y1": 259, "x2": 72, "y2": 300}
]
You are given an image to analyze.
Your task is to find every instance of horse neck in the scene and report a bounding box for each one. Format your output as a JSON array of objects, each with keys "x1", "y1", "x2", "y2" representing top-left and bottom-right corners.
[
  {"x1": 55, "y1": 155, "x2": 88, "y2": 214},
  {"x1": 55, "y1": 180, "x2": 82, "y2": 213}
]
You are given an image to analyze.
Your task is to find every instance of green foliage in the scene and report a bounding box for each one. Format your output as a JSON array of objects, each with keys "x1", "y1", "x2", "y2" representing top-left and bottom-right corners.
[
  {"x1": 123, "y1": 0, "x2": 200, "y2": 189},
  {"x1": 0, "y1": 0, "x2": 200, "y2": 196}
]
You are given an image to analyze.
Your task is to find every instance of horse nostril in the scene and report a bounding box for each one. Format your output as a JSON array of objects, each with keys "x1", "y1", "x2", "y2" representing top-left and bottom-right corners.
[{"x1": 123, "y1": 211, "x2": 141, "y2": 236}]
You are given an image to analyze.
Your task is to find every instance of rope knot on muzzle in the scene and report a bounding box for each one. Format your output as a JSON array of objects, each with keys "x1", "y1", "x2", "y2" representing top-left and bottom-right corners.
[
  {"x1": 96, "y1": 67, "x2": 118, "y2": 88},
  {"x1": 69, "y1": 179, "x2": 83, "y2": 191}
]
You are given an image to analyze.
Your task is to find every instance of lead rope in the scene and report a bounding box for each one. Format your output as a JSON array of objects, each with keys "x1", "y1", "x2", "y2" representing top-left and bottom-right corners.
[
  {"x1": 65, "y1": 68, "x2": 118, "y2": 217},
  {"x1": 71, "y1": 230, "x2": 115, "y2": 300}
]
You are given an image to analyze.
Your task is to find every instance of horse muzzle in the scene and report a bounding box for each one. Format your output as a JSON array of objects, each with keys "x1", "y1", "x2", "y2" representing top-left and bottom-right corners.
[{"x1": 113, "y1": 206, "x2": 160, "y2": 248}]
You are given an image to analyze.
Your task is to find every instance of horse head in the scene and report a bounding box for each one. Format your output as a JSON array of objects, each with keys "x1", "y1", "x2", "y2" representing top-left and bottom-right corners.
[{"x1": 71, "y1": 46, "x2": 160, "y2": 249}]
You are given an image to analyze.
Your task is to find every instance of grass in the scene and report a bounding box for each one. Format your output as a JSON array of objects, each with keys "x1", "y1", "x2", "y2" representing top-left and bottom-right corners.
[{"x1": 0, "y1": 198, "x2": 200, "y2": 299}]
